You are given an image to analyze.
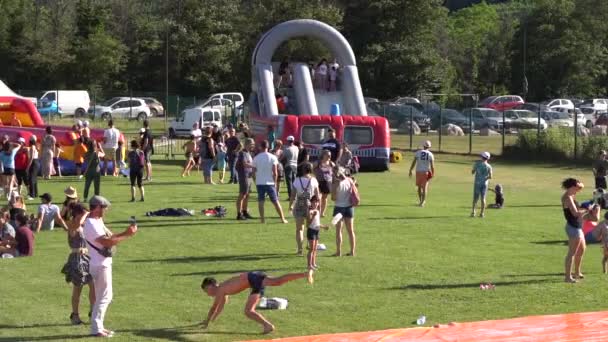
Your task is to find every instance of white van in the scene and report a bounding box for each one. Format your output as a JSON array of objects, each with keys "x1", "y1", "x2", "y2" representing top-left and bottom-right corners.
[
  {"x1": 168, "y1": 107, "x2": 222, "y2": 138},
  {"x1": 39, "y1": 90, "x2": 90, "y2": 117}
]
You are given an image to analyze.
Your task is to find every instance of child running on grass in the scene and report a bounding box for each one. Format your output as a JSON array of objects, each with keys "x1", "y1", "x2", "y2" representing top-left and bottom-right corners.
[
  {"x1": 128, "y1": 140, "x2": 145, "y2": 202},
  {"x1": 307, "y1": 195, "x2": 328, "y2": 270},
  {"x1": 182, "y1": 135, "x2": 197, "y2": 177}
]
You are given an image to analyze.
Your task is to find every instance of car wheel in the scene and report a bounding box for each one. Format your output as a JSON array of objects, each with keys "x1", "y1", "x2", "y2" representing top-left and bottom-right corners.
[
  {"x1": 137, "y1": 112, "x2": 147, "y2": 122},
  {"x1": 75, "y1": 108, "x2": 86, "y2": 117},
  {"x1": 586, "y1": 120, "x2": 593, "y2": 128},
  {"x1": 168, "y1": 128, "x2": 176, "y2": 139},
  {"x1": 101, "y1": 112, "x2": 111, "y2": 121},
  {"x1": 150, "y1": 108, "x2": 158, "y2": 116}
]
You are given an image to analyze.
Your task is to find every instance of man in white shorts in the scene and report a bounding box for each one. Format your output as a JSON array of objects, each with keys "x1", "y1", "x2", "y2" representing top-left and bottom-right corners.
[
  {"x1": 102, "y1": 120, "x2": 120, "y2": 177},
  {"x1": 408, "y1": 140, "x2": 435, "y2": 207}
]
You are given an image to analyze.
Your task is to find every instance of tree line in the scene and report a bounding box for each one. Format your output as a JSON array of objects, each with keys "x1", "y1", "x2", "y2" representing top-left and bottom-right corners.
[{"x1": 1, "y1": 0, "x2": 607, "y2": 102}]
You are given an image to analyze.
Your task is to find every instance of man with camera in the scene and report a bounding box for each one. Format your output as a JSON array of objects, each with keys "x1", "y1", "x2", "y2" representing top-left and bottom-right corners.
[{"x1": 83, "y1": 196, "x2": 138, "y2": 338}]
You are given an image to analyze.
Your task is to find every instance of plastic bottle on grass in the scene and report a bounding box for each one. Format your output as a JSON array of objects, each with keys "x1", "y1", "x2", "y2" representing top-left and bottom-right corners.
[{"x1": 416, "y1": 315, "x2": 426, "y2": 325}]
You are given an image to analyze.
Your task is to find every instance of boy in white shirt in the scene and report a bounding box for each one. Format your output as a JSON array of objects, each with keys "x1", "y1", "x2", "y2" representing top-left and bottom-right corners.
[
  {"x1": 408, "y1": 140, "x2": 435, "y2": 207},
  {"x1": 252, "y1": 140, "x2": 288, "y2": 224}
]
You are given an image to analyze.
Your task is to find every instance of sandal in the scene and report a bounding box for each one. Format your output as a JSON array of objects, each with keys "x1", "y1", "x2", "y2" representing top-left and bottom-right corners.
[
  {"x1": 573, "y1": 273, "x2": 585, "y2": 279},
  {"x1": 565, "y1": 278, "x2": 578, "y2": 283}
]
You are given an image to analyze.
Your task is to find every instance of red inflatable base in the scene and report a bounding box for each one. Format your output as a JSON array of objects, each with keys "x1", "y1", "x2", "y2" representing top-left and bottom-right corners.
[{"x1": 247, "y1": 310, "x2": 608, "y2": 342}]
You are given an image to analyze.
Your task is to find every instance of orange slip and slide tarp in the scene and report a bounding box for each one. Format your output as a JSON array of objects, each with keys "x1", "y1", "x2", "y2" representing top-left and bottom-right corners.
[{"x1": 247, "y1": 310, "x2": 608, "y2": 342}]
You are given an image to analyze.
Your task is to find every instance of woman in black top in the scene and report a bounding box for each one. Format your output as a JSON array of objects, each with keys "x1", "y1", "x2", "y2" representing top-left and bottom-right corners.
[{"x1": 561, "y1": 178, "x2": 599, "y2": 283}]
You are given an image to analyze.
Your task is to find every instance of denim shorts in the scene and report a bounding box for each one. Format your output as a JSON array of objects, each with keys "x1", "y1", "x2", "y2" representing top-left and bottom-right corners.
[
  {"x1": 565, "y1": 224, "x2": 583, "y2": 239},
  {"x1": 257, "y1": 184, "x2": 278, "y2": 203},
  {"x1": 474, "y1": 182, "x2": 488, "y2": 200},
  {"x1": 202, "y1": 159, "x2": 214, "y2": 177},
  {"x1": 333, "y1": 206, "x2": 354, "y2": 219}
]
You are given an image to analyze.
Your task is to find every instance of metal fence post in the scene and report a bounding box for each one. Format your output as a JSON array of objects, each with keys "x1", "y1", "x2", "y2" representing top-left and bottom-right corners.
[
  {"x1": 537, "y1": 106, "x2": 541, "y2": 153},
  {"x1": 502, "y1": 110, "x2": 505, "y2": 155},
  {"x1": 439, "y1": 106, "x2": 443, "y2": 152},
  {"x1": 468, "y1": 109, "x2": 472, "y2": 155},
  {"x1": 574, "y1": 110, "x2": 578, "y2": 160},
  {"x1": 409, "y1": 106, "x2": 413, "y2": 151}
]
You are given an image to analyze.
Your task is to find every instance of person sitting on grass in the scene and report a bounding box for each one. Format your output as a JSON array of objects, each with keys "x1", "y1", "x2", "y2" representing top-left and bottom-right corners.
[
  {"x1": 8, "y1": 213, "x2": 34, "y2": 257},
  {"x1": 0, "y1": 209, "x2": 16, "y2": 256},
  {"x1": 200, "y1": 270, "x2": 314, "y2": 334},
  {"x1": 306, "y1": 195, "x2": 328, "y2": 270},
  {"x1": 35, "y1": 193, "x2": 68, "y2": 233},
  {"x1": 127, "y1": 140, "x2": 145, "y2": 202},
  {"x1": 181, "y1": 135, "x2": 197, "y2": 177},
  {"x1": 471, "y1": 152, "x2": 493, "y2": 218},
  {"x1": 488, "y1": 184, "x2": 504, "y2": 209}
]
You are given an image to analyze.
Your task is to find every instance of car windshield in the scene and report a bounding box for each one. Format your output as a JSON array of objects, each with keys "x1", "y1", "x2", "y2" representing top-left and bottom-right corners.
[
  {"x1": 100, "y1": 97, "x2": 121, "y2": 106},
  {"x1": 550, "y1": 112, "x2": 569, "y2": 119},
  {"x1": 517, "y1": 111, "x2": 537, "y2": 118},
  {"x1": 479, "y1": 96, "x2": 497, "y2": 105},
  {"x1": 482, "y1": 109, "x2": 501, "y2": 118}
]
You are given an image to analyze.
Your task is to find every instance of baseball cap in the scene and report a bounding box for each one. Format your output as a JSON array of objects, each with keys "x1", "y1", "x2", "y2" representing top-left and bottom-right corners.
[
  {"x1": 89, "y1": 195, "x2": 111, "y2": 207},
  {"x1": 40, "y1": 193, "x2": 52, "y2": 202},
  {"x1": 481, "y1": 151, "x2": 491, "y2": 160},
  {"x1": 286, "y1": 135, "x2": 295, "y2": 142},
  {"x1": 17, "y1": 137, "x2": 25, "y2": 144},
  {"x1": 423, "y1": 140, "x2": 432, "y2": 148}
]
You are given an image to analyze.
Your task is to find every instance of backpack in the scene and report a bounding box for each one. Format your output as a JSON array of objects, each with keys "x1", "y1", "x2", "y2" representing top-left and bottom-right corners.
[
  {"x1": 293, "y1": 178, "x2": 312, "y2": 216},
  {"x1": 130, "y1": 150, "x2": 144, "y2": 168}
]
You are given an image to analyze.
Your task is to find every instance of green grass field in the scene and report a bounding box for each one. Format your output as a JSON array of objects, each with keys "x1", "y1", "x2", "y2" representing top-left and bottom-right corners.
[{"x1": 2, "y1": 152, "x2": 607, "y2": 342}]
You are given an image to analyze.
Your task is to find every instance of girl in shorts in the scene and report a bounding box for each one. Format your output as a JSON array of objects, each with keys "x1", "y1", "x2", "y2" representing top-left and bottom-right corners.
[
  {"x1": 216, "y1": 140, "x2": 227, "y2": 184},
  {"x1": 314, "y1": 150, "x2": 335, "y2": 217},
  {"x1": 306, "y1": 195, "x2": 328, "y2": 270},
  {"x1": 128, "y1": 140, "x2": 145, "y2": 202}
]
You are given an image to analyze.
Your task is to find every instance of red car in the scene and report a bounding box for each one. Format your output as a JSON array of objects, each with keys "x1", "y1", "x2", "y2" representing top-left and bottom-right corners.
[{"x1": 480, "y1": 95, "x2": 525, "y2": 111}]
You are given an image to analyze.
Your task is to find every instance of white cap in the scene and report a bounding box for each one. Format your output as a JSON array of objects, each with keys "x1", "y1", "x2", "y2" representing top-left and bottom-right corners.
[
  {"x1": 17, "y1": 137, "x2": 25, "y2": 144},
  {"x1": 423, "y1": 140, "x2": 432, "y2": 148},
  {"x1": 481, "y1": 151, "x2": 491, "y2": 160},
  {"x1": 83, "y1": 120, "x2": 89, "y2": 127},
  {"x1": 286, "y1": 135, "x2": 295, "y2": 142},
  {"x1": 76, "y1": 120, "x2": 83, "y2": 126}
]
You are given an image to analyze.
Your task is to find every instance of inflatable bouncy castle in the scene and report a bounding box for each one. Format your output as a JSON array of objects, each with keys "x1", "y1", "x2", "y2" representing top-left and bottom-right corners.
[
  {"x1": 249, "y1": 20, "x2": 390, "y2": 171},
  {"x1": 0, "y1": 81, "x2": 123, "y2": 174}
]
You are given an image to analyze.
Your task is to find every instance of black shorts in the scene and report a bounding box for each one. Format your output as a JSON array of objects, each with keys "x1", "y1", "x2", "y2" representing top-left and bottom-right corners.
[
  {"x1": 144, "y1": 150, "x2": 152, "y2": 162},
  {"x1": 247, "y1": 271, "x2": 267, "y2": 296},
  {"x1": 15, "y1": 169, "x2": 27, "y2": 185},
  {"x1": 130, "y1": 169, "x2": 143, "y2": 187},
  {"x1": 3, "y1": 168, "x2": 15, "y2": 176},
  {"x1": 596, "y1": 176, "x2": 607, "y2": 190},
  {"x1": 239, "y1": 176, "x2": 252, "y2": 195},
  {"x1": 318, "y1": 180, "x2": 331, "y2": 194},
  {"x1": 307, "y1": 228, "x2": 320, "y2": 241}
]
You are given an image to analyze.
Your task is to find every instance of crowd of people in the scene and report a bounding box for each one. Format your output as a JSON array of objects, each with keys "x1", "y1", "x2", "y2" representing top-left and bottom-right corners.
[{"x1": 275, "y1": 57, "x2": 340, "y2": 92}]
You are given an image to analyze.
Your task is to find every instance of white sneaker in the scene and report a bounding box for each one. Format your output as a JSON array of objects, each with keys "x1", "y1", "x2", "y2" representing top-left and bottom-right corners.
[
  {"x1": 78, "y1": 175, "x2": 83, "y2": 179},
  {"x1": 27, "y1": 197, "x2": 34, "y2": 201}
]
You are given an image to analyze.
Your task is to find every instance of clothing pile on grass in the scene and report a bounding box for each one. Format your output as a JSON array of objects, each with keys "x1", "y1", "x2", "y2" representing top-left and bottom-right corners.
[{"x1": 145, "y1": 206, "x2": 227, "y2": 218}]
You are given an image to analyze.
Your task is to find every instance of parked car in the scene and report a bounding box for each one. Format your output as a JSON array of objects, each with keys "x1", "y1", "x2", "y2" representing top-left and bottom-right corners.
[
  {"x1": 543, "y1": 99, "x2": 574, "y2": 110},
  {"x1": 593, "y1": 114, "x2": 608, "y2": 127},
  {"x1": 553, "y1": 107, "x2": 585, "y2": 124},
  {"x1": 430, "y1": 109, "x2": 473, "y2": 132},
  {"x1": 364, "y1": 97, "x2": 379, "y2": 105},
  {"x1": 168, "y1": 107, "x2": 223, "y2": 138},
  {"x1": 141, "y1": 97, "x2": 165, "y2": 116},
  {"x1": 368, "y1": 102, "x2": 430, "y2": 132},
  {"x1": 88, "y1": 97, "x2": 151, "y2": 121},
  {"x1": 462, "y1": 108, "x2": 506, "y2": 130},
  {"x1": 504, "y1": 110, "x2": 548, "y2": 130},
  {"x1": 479, "y1": 95, "x2": 524, "y2": 111},
  {"x1": 580, "y1": 99, "x2": 608, "y2": 112},
  {"x1": 37, "y1": 100, "x2": 62, "y2": 118},
  {"x1": 39, "y1": 90, "x2": 90, "y2": 117},
  {"x1": 579, "y1": 107, "x2": 606, "y2": 127},
  {"x1": 390, "y1": 96, "x2": 420, "y2": 105},
  {"x1": 541, "y1": 111, "x2": 574, "y2": 128},
  {"x1": 513, "y1": 102, "x2": 550, "y2": 112}
]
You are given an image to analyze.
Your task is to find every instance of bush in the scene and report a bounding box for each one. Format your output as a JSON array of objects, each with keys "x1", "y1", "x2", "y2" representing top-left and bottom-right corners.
[{"x1": 504, "y1": 127, "x2": 608, "y2": 163}]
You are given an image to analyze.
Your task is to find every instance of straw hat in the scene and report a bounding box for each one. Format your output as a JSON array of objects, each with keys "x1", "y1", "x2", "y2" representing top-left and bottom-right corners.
[{"x1": 64, "y1": 186, "x2": 78, "y2": 199}]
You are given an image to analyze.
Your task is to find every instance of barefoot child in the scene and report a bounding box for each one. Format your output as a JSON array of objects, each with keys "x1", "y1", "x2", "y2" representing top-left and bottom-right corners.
[
  {"x1": 592, "y1": 212, "x2": 608, "y2": 273},
  {"x1": 306, "y1": 195, "x2": 328, "y2": 270},
  {"x1": 200, "y1": 270, "x2": 314, "y2": 334},
  {"x1": 53, "y1": 143, "x2": 63, "y2": 177},
  {"x1": 488, "y1": 184, "x2": 504, "y2": 209},
  {"x1": 182, "y1": 135, "x2": 197, "y2": 177}
]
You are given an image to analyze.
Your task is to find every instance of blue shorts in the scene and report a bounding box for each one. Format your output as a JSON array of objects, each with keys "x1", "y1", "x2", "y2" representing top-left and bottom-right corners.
[
  {"x1": 565, "y1": 224, "x2": 583, "y2": 239},
  {"x1": 333, "y1": 206, "x2": 354, "y2": 219},
  {"x1": 247, "y1": 271, "x2": 267, "y2": 296},
  {"x1": 257, "y1": 184, "x2": 278, "y2": 203},
  {"x1": 474, "y1": 182, "x2": 488, "y2": 200},
  {"x1": 216, "y1": 152, "x2": 226, "y2": 170},
  {"x1": 202, "y1": 159, "x2": 214, "y2": 177}
]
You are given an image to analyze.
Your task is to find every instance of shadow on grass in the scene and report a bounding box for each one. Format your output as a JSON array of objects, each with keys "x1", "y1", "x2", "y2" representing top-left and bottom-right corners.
[
  {"x1": 376, "y1": 215, "x2": 461, "y2": 220},
  {"x1": 0, "y1": 334, "x2": 89, "y2": 341},
  {"x1": 507, "y1": 204, "x2": 558, "y2": 208},
  {"x1": 171, "y1": 267, "x2": 293, "y2": 277},
  {"x1": 531, "y1": 240, "x2": 568, "y2": 246},
  {"x1": 0, "y1": 323, "x2": 74, "y2": 330},
  {"x1": 502, "y1": 273, "x2": 564, "y2": 277},
  {"x1": 389, "y1": 278, "x2": 557, "y2": 291},
  {"x1": 130, "y1": 253, "x2": 290, "y2": 264}
]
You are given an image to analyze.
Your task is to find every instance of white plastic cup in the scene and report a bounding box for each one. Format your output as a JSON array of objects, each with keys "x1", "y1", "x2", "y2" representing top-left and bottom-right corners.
[{"x1": 331, "y1": 213, "x2": 343, "y2": 226}]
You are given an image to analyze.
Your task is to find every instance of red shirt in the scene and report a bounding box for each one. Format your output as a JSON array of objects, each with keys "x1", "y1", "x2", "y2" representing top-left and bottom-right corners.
[
  {"x1": 276, "y1": 98, "x2": 286, "y2": 112},
  {"x1": 14, "y1": 149, "x2": 28, "y2": 170},
  {"x1": 16, "y1": 225, "x2": 34, "y2": 256}
]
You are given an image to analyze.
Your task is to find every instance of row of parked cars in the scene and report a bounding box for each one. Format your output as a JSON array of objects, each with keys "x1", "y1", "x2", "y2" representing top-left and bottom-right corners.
[{"x1": 366, "y1": 95, "x2": 608, "y2": 132}]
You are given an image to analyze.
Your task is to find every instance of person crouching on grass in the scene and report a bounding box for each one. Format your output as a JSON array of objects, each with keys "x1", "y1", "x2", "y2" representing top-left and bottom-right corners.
[
  {"x1": 591, "y1": 212, "x2": 608, "y2": 274},
  {"x1": 200, "y1": 270, "x2": 314, "y2": 334},
  {"x1": 306, "y1": 195, "x2": 328, "y2": 270}
]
